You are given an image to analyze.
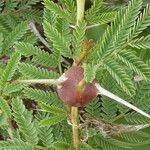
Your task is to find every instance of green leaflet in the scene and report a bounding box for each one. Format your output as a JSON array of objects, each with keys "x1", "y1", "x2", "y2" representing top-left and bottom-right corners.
[
  {"x1": 125, "y1": 112, "x2": 150, "y2": 124},
  {"x1": 102, "y1": 59, "x2": 135, "y2": 96},
  {"x1": 21, "y1": 9, "x2": 43, "y2": 23},
  {"x1": 51, "y1": 141, "x2": 71, "y2": 150},
  {"x1": 91, "y1": 0, "x2": 142, "y2": 59},
  {"x1": 131, "y1": 5, "x2": 150, "y2": 38},
  {"x1": 43, "y1": 7, "x2": 57, "y2": 25},
  {"x1": 40, "y1": 115, "x2": 66, "y2": 126},
  {"x1": 130, "y1": 35, "x2": 150, "y2": 49},
  {"x1": 43, "y1": 0, "x2": 72, "y2": 22},
  {"x1": 0, "y1": 139, "x2": 33, "y2": 150},
  {"x1": 60, "y1": 0, "x2": 76, "y2": 19},
  {"x1": 88, "y1": 11, "x2": 117, "y2": 25},
  {"x1": 0, "y1": 97, "x2": 11, "y2": 118},
  {"x1": 85, "y1": 98, "x2": 101, "y2": 118},
  {"x1": 117, "y1": 50, "x2": 150, "y2": 81},
  {"x1": 72, "y1": 20, "x2": 87, "y2": 56},
  {"x1": 0, "y1": 33, "x2": 3, "y2": 52},
  {"x1": 38, "y1": 126, "x2": 54, "y2": 147},
  {"x1": 0, "y1": 52, "x2": 21, "y2": 90},
  {"x1": 15, "y1": 41, "x2": 41, "y2": 57},
  {"x1": 3, "y1": 21, "x2": 29, "y2": 52},
  {"x1": 55, "y1": 18, "x2": 71, "y2": 44},
  {"x1": 23, "y1": 88, "x2": 61, "y2": 106},
  {"x1": 83, "y1": 63, "x2": 98, "y2": 83},
  {"x1": 18, "y1": 63, "x2": 59, "y2": 79},
  {"x1": 15, "y1": 42, "x2": 59, "y2": 67},
  {"x1": 100, "y1": 72, "x2": 119, "y2": 120},
  {"x1": 39, "y1": 102, "x2": 66, "y2": 115},
  {"x1": 43, "y1": 21, "x2": 71, "y2": 58},
  {"x1": 12, "y1": 98, "x2": 38, "y2": 144},
  {"x1": 85, "y1": 0, "x2": 103, "y2": 21}
]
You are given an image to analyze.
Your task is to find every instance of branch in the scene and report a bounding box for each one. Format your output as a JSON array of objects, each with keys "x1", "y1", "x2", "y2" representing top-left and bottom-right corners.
[
  {"x1": 29, "y1": 22, "x2": 50, "y2": 48},
  {"x1": 83, "y1": 115, "x2": 150, "y2": 137},
  {"x1": 95, "y1": 83, "x2": 150, "y2": 119}
]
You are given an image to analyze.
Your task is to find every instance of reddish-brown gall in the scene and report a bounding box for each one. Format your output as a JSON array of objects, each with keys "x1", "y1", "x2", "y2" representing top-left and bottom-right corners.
[{"x1": 57, "y1": 66, "x2": 98, "y2": 107}]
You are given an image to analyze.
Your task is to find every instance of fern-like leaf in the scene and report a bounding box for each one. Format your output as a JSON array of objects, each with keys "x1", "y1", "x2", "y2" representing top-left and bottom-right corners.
[
  {"x1": 88, "y1": 11, "x2": 117, "y2": 25},
  {"x1": 102, "y1": 59, "x2": 135, "y2": 96},
  {"x1": 18, "y1": 63, "x2": 59, "y2": 79},
  {"x1": 60, "y1": 0, "x2": 76, "y2": 19},
  {"x1": 130, "y1": 35, "x2": 150, "y2": 49},
  {"x1": 83, "y1": 63, "x2": 98, "y2": 83},
  {"x1": 117, "y1": 50, "x2": 150, "y2": 80},
  {"x1": 72, "y1": 20, "x2": 86, "y2": 56},
  {"x1": 3, "y1": 22, "x2": 29, "y2": 52},
  {"x1": 125, "y1": 112, "x2": 150, "y2": 124},
  {"x1": 12, "y1": 98, "x2": 38, "y2": 144},
  {"x1": 0, "y1": 139, "x2": 33, "y2": 150},
  {"x1": 0, "y1": 52, "x2": 21, "y2": 90},
  {"x1": 23, "y1": 88, "x2": 61, "y2": 106},
  {"x1": 15, "y1": 42, "x2": 58, "y2": 67},
  {"x1": 55, "y1": 18, "x2": 71, "y2": 44},
  {"x1": 39, "y1": 102, "x2": 66, "y2": 115},
  {"x1": 85, "y1": 98, "x2": 101, "y2": 118},
  {"x1": 43, "y1": 0, "x2": 72, "y2": 22},
  {"x1": 86, "y1": 0, "x2": 103, "y2": 22},
  {"x1": 100, "y1": 73, "x2": 118, "y2": 120},
  {"x1": 0, "y1": 97, "x2": 11, "y2": 118},
  {"x1": 40, "y1": 115, "x2": 66, "y2": 126},
  {"x1": 131, "y1": 5, "x2": 150, "y2": 38},
  {"x1": 36, "y1": 112, "x2": 54, "y2": 147},
  {"x1": 38, "y1": 126, "x2": 54, "y2": 147},
  {"x1": 92, "y1": 0, "x2": 142, "y2": 59},
  {"x1": 43, "y1": 21, "x2": 71, "y2": 57},
  {"x1": 51, "y1": 141, "x2": 70, "y2": 150},
  {"x1": 43, "y1": 8, "x2": 57, "y2": 24},
  {"x1": 0, "y1": 33, "x2": 3, "y2": 52}
]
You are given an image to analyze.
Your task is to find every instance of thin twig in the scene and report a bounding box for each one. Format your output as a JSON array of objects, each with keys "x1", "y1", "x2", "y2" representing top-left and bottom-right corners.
[
  {"x1": 83, "y1": 115, "x2": 150, "y2": 137},
  {"x1": 29, "y1": 22, "x2": 50, "y2": 48},
  {"x1": 71, "y1": 107, "x2": 80, "y2": 149}
]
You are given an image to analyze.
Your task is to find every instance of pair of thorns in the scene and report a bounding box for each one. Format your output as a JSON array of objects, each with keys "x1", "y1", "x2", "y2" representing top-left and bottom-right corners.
[{"x1": 8, "y1": 72, "x2": 150, "y2": 137}]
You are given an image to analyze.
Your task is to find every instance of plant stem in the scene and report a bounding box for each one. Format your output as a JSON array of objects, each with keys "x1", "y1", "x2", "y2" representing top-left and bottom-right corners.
[
  {"x1": 71, "y1": 107, "x2": 80, "y2": 149},
  {"x1": 70, "y1": 1, "x2": 86, "y2": 149},
  {"x1": 76, "y1": 0, "x2": 85, "y2": 24}
]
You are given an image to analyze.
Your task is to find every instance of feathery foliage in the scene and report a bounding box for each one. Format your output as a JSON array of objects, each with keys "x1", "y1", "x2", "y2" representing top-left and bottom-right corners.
[
  {"x1": 43, "y1": 0, "x2": 72, "y2": 22},
  {"x1": 130, "y1": 35, "x2": 150, "y2": 49},
  {"x1": 15, "y1": 42, "x2": 58, "y2": 67},
  {"x1": 0, "y1": 0, "x2": 150, "y2": 149},
  {"x1": 23, "y1": 88, "x2": 61, "y2": 106},
  {"x1": 0, "y1": 139, "x2": 33, "y2": 150},
  {"x1": 83, "y1": 63, "x2": 98, "y2": 83},
  {"x1": 102, "y1": 59, "x2": 135, "y2": 95},
  {"x1": 0, "y1": 52, "x2": 21, "y2": 90},
  {"x1": 3, "y1": 22, "x2": 29, "y2": 53},
  {"x1": 12, "y1": 98, "x2": 38, "y2": 144},
  {"x1": 72, "y1": 20, "x2": 87, "y2": 56},
  {"x1": 117, "y1": 50, "x2": 150, "y2": 80},
  {"x1": 43, "y1": 21, "x2": 71, "y2": 57},
  {"x1": 0, "y1": 97, "x2": 11, "y2": 118},
  {"x1": 18, "y1": 63, "x2": 59, "y2": 79}
]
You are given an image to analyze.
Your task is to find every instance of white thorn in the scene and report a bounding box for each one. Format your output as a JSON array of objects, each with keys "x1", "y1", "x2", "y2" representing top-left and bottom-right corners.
[
  {"x1": 95, "y1": 83, "x2": 150, "y2": 119},
  {"x1": 58, "y1": 73, "x2": 68, "y2": 83}
]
